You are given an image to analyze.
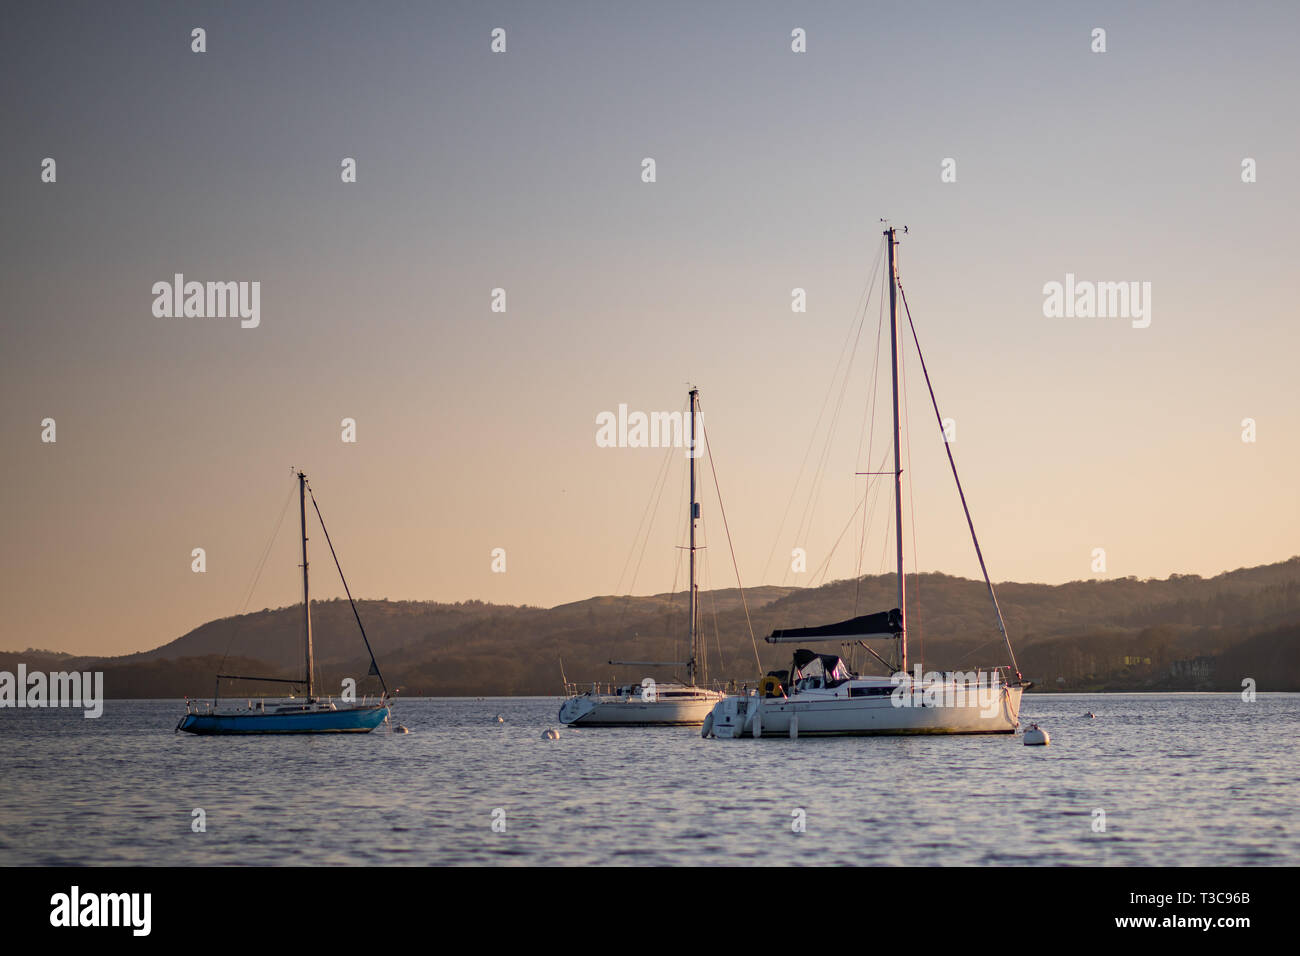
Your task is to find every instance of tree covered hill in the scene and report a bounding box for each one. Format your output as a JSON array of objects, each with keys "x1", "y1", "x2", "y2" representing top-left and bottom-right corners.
[{"x1": 7, "y1": 558, "x2": 1298, "y2": 696}]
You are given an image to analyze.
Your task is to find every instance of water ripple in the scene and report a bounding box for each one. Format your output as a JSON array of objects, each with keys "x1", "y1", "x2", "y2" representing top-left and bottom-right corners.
[{"x1": 0, "y1": 694, "x2": 1295, "y2": 865}]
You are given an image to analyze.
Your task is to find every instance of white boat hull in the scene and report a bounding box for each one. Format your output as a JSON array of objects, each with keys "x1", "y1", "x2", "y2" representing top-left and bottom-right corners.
[
  {"x1": 705, "y1": 684, "x2": 1024, "y2": 738},
  {"x1": 559, "y1": 690, "x2": 725, "y2": 727}
]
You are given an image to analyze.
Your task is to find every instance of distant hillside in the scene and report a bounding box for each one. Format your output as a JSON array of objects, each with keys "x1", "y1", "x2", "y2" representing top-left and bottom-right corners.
[
  {"x1": 121, "y1": 599, "x2": 540, "y2": 671},
  {"x1": 8, "y1": 558, "x2": 1299, "y2": 696}
]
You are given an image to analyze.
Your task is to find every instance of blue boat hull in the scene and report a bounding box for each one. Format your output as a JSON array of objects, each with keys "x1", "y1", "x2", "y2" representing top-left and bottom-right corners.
[{"x1": 177, "y1": 704, "x2": 390, "y2": 735}]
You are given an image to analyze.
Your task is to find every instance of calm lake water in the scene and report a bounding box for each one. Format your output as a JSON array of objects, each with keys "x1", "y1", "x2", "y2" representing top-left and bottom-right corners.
[{"x1": 0, "y1": 694, "x2": 1295, "y2": 866}]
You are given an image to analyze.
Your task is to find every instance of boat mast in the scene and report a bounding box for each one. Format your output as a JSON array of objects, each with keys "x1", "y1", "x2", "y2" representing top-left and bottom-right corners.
[
  {"x1": 298, "y1": 470, "x2": 315, "y2": 700},
  {"x1": 886, "y1": 227, "x2": 908, "y2": 673},
  {"x1": 687, "y1": 387, "x2": 701, "y2": 686}
]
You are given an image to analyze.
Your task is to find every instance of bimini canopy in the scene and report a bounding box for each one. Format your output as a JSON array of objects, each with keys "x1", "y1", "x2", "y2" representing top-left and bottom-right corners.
[
  {"x1": 790, "y1": 650, "x2": 853, "y2": 685},
  {"x1": 766, "y1": 608, "x2": 902, "y2": 644}
]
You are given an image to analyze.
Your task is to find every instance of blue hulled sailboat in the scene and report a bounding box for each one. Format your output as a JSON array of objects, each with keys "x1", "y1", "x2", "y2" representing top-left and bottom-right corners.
[{"x1": 177, "y1": 471, "x2": 391, "y2": 735}]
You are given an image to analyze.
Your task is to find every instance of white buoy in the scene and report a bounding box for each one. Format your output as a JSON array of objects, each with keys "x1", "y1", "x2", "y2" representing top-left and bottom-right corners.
[
  {"x1": 541, "y1": 728, "x2": 560, "y2": 740},
  {"x1": 393, "y1": 724, "x2": 410, "y2": 734},
  {"x1": 789, "y1": 713, "x2": 799, "y2": 739},
  {"x1": 1023, "y1": 723, "x2": 1050, "y2": 746},
  {"x1": 752, "y1": 709, "x2": 763, "y2": 739},
  {"x1": 701, "y1": 712, "x2": 713, "y2": 738}
]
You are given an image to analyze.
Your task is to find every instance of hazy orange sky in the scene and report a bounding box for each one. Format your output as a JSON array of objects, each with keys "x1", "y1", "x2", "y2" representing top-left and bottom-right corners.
[{"x1": 3, "y1": 2, "x2": 1298, "y2": 656}]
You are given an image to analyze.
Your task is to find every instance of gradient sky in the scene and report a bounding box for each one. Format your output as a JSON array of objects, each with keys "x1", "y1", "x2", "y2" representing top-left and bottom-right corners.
[{"x1": 3, "y1": 1, "x2": 1298, "y2": 656}]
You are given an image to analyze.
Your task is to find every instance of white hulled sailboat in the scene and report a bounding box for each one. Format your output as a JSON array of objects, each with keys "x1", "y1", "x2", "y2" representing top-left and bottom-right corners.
[
  {"x1": 559, "y1": 388, "x2": 726, "y2": 727},
  {"x1": 704, "y1": 227, "x2": 1028, "y2": 739}
]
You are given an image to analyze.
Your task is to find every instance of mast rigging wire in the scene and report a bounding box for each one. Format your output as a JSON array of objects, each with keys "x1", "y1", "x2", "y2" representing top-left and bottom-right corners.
[
  {"x1": 762, "y1": 237, "x2": 886, "y2": 584},
  {"x1": 215, "y1": 483, "x2": 296, "y2": 686},
  {"x1": 854, "y1": 271, "x2": 889, "y2": 613},
  {"x1": 305, "y1": 482, "x2": 390, "y2": 697},
  {"x1": 896, "y1": 281, "x2": 1021, "y2": 678},
  {"x1": 697, "y1": 403, "x2": 763, "y2": 677}
]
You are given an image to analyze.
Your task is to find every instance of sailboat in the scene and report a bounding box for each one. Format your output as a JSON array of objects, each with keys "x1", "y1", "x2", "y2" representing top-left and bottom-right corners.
[
  {"x1": 177, "y1": 471, "x2": 391, "y2": 735},
  {"x1": 558, "y1": 388, "x2": 727, "y2": 727},
  {"x1": 704, "y1": 227, "x2": 1028, "y2": 739}
]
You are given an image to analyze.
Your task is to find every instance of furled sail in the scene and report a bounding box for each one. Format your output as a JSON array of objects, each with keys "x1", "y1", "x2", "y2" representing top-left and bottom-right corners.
[{"x1": 765, "y1": 608, "x2": 902, "y2": 643}]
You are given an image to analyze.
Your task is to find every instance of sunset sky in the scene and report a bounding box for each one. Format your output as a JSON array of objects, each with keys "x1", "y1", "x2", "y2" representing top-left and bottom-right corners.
[{"x1": 3, "y1": 1, "x2": 1297, "y2": 656}]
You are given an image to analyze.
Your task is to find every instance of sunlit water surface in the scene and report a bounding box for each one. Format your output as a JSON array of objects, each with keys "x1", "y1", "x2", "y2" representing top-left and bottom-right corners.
[{"x1": 0, "y1": 694, "x2": 1295, "y2": 865}]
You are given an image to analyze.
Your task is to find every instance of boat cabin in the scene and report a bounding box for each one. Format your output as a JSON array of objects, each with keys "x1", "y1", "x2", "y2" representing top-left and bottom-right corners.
[{"x1": 789, "y1": 649, "x2": 854, "y2": 692}]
